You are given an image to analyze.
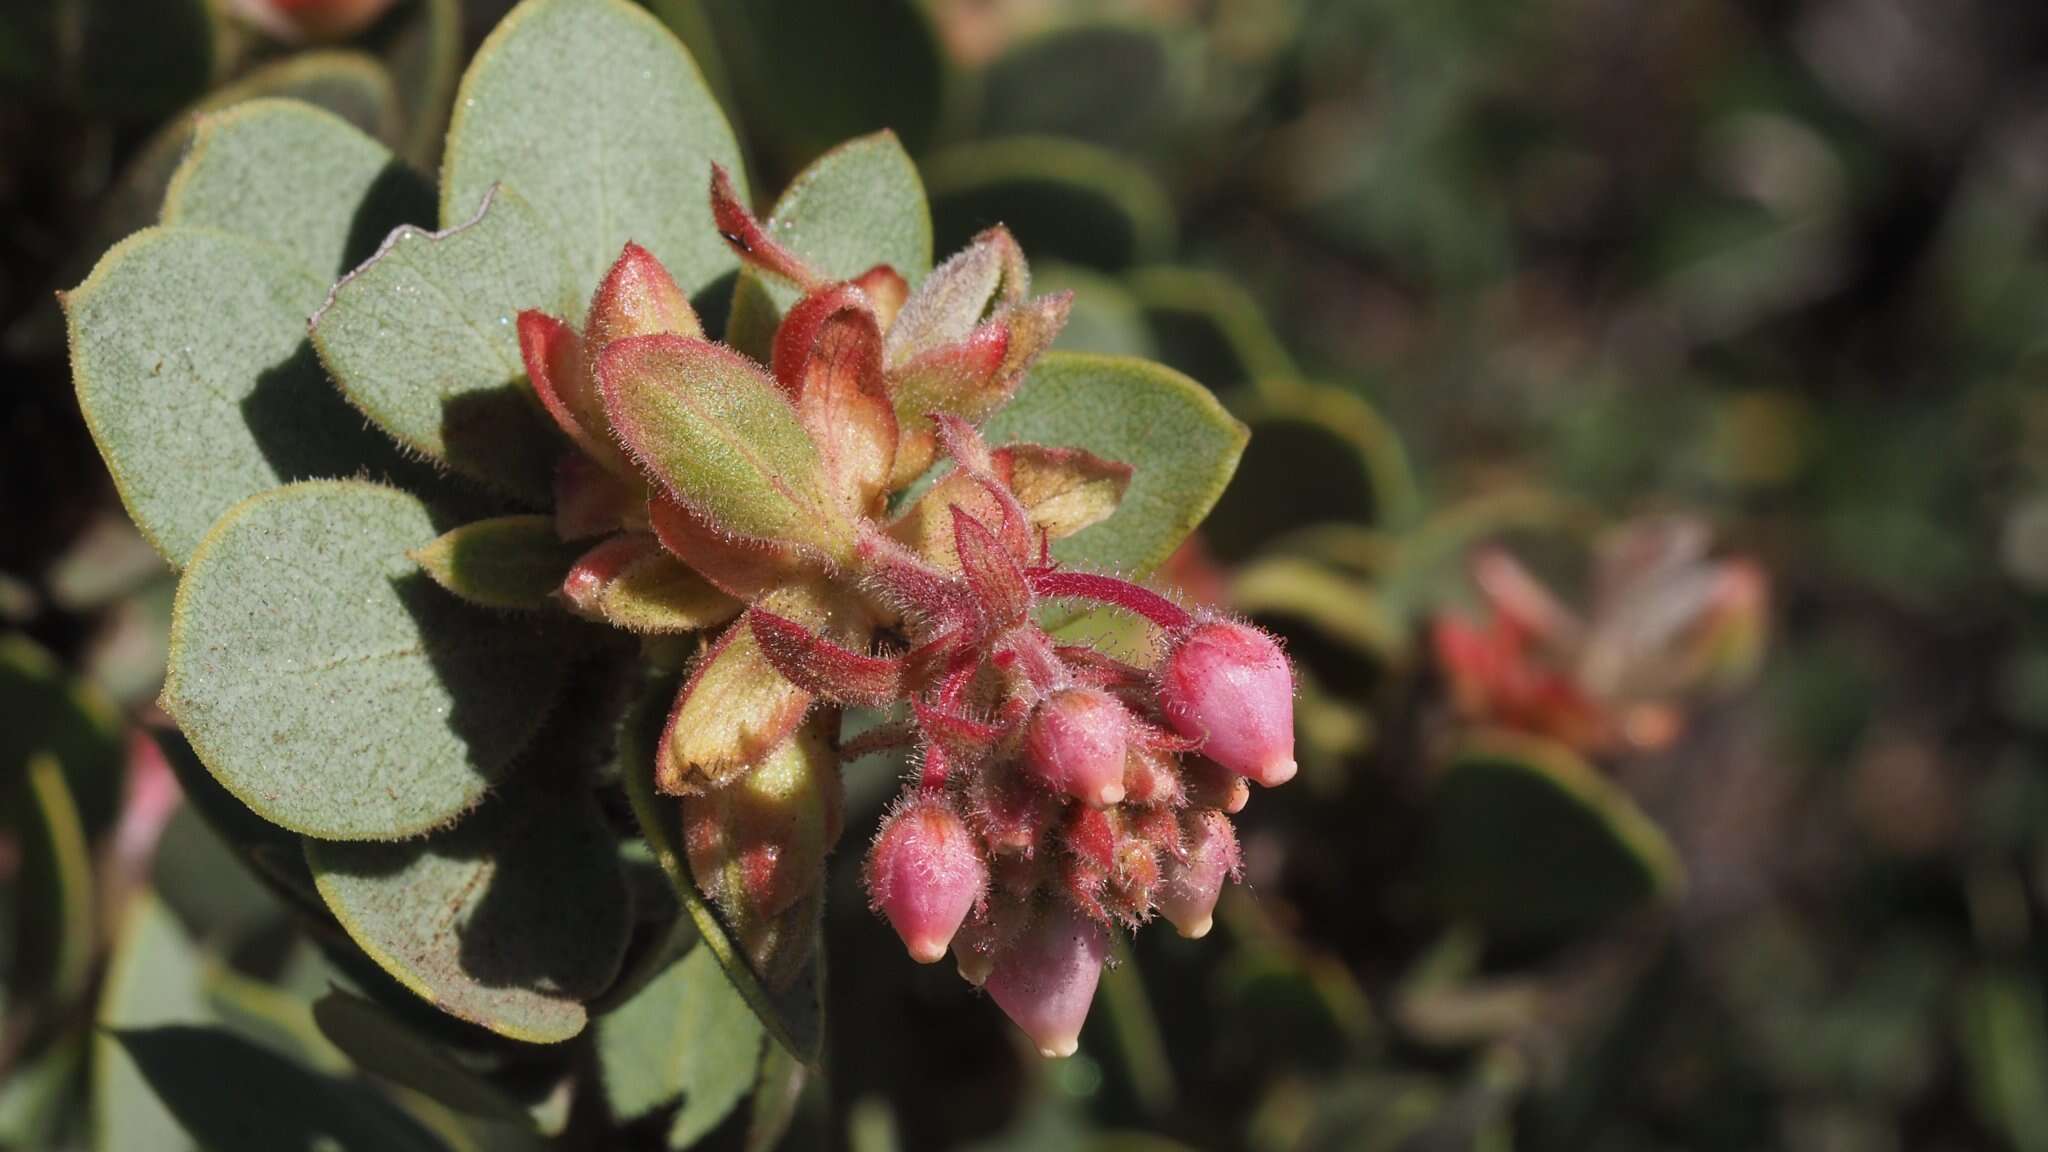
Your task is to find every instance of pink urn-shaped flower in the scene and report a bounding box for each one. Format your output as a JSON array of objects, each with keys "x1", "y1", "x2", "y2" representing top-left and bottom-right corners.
[
  {"x1": 984, "y1": 903, "x2": 1112, "y2": 1058},
  {"x1": 1160, "y1": 621, "x2": 1297, "y2": 787},
  {"x1": 866, "y1": 798, "x2": 988, "y2": 964}
]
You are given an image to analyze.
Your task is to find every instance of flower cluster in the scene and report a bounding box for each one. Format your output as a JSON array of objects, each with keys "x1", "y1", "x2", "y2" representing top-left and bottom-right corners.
[
  {"x1": 511, "y1": 169, "x2": 1298, "y2": 1056},
  {"x1": 1432, "y1": 518, "x2": 1767, "y2": 754}
]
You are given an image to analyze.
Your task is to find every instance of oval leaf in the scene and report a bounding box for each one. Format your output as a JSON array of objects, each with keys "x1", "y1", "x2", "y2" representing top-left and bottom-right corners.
[
  {"x1": 925, "y1": 137, "x2": 1175, "y2": 271},
  {"x1": 66, "y1": 229, "x2": 425, "y2": 566},
  {"x1": 165, "y1": 481, "x2": 576, "y2": 841},
  {"x1": 113, "y1": 1026, "x2": 448, "y2": 1152},
  {"x1": 162, "y1": 98, "x2": 436, "y2": 281},
  {"x1": 14, "y1": 755, "x2": 94, "y2": 1008},
  {"x1": 306, "y1": 780, "x2": 631, "y2": 1044},
  {"x1": 595, "y1": 938, "x2": 763, "y2": 1137},
  {"x1": 706, "y1": 0, "x2": 945, "y2": 178},
  {"x1": 442, "y1": 0, "x2": 745, "y2": 298},
  {"x1": 725, "y1": 131, "x2": 933, "y2": 360},
  {"x1": 313, "y1": 990, "x2": 534, "y2": 1122},
  {"x1": 71, "y1": 51, "x2": 405, "y2": 295},
  {"x1": 412, "y1": 515, "x2": 585, "y2": 611},
  {"x1": 313, "y1": 185, "x2": 576, "y2": 503},
  {"x1": 95, "y1": 893, "x2": 210, "y2": 1152},
  {"x1": 1428, "y1": 731, "x2": 1683, "y2": 945},
  {"x1": 980, "y1": 351, "x2": 1246, "y2": 579}
]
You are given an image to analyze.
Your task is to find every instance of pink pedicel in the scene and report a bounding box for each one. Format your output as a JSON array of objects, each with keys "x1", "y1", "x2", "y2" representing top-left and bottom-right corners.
[
  {"x1": 867, "y1": 798, "x2": 988, "y2": 964},
  {"x1": 984, "y1": 903, "x2": 1111, "y2": 1058},
  {"x1": 1160, "y1": 621, "x2": 1298, "y2": 787}
]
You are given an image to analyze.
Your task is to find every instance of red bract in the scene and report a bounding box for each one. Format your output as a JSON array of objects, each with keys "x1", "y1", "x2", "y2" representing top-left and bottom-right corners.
[{"x1": 508, "y1": 168, "x2": 1300, "y2": 1053}]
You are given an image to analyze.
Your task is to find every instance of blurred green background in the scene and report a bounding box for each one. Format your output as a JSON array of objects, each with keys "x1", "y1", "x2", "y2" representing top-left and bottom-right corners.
[{"x1": 10, "y1": 0, "x2": 2048, "y2": 1149}]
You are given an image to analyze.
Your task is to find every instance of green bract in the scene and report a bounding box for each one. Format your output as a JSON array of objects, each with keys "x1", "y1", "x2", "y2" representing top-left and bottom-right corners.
[{"x1": 65, "y1": 0, "x2": 1248, "y2": 1135}]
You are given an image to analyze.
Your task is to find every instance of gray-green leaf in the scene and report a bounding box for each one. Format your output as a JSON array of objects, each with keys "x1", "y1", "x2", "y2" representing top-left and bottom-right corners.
[
  {"x1": 164, "y1": 481, "x2": 575, "y2": 841},
  {"x1": 66, "y1": 228, "x2": 424, "y2": 566},
  {"x1": 982, "y1": 351, "x2": 1246, "y2": 579},
  {"x1": 595, "y1": 939, "x2": 763, "y2": 1140},
  {"x1": 307, "y1": 780, "x2": 631, "y2": 1044},
  {"x1": 312, "y1": 185, "x2": 576, "y2": 503},
  {"x1": 442, "y1": 0, "x2": 746, "y2": 298},
  {"x1": 725, "y1": 130, "x2": 932, "y2": 360},
  {"x1": 162, "y1": 98, "x2": 435, "y2": 281}
]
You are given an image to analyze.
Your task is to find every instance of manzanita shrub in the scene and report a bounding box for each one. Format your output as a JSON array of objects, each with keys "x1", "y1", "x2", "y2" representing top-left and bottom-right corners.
[{"x1": 62, "y1": 0, "x2": 1291, "y2": 1113}]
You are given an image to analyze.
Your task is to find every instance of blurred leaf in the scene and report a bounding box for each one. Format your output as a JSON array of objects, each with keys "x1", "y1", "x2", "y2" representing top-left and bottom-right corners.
[
  {"x1": 443, "y1": 0, "x2": 745, "y2": 299},
  {"x1": 306, "y1": 779, "x2": 631, "y2": 1044},
  {"x1": 114, "y1": 1026, "x2": 449, "y2": 1151},
  {"x1": 95, "y1": 893, "x2": 211, "y2": 1152},
  {"x1": 594, "y1": 937, "x2": 763, "y2": 1140},
  {"x1": 978, "y1": 23, "x2": 1177, "y2": 149},
  {"x1": 202, "y1": 963, "x2": 350, "y2": 1075},
  {"x1": 0, "y1": 1032, "x2": 83, "y2": 1149},
  {"x1": 1, "y1": 633, "x2": 123, "y2": 833},
  {"x1": 166, "y1": 482, "x2": 578, "y2": 841},
  {"x1": 311, "y1": 185, "x2": 574, "y2": 504},
  {"x1": 376, "y1": 0, "x2": 463, "y2": 166},
  {"x1": 1127, "y1": 265, "x2": 1300, "y2": 397},
  {"x1": 1960, "y1": 970, "x2": 2048, "y2": 1152},
  {"x1": 13, "y1": 754, "x2": 95, "y2": 1007},
  {"x1": 76, "y1": 0, "x2": 215, "y2": 122},
  {"x1": 1231, "y1": 556, "x2": 1404, "y2": 663},
  {"x1": 153, "y1": 728, "x2": 323, "y2": 913},
  {"x1": 699, "y1": 0, "x2": 946, "y2": 178},
  {"x1": 620, "y1": 673, "x2": 825, "y2": 1064},
  {"x1": 1428, "y1": 732, "x2": 1682, "y2": 945},
  {"x1": 313, "y1": 991, "x2": 533, "y2": 1122},
  {"x1": 152, "y1": 804, "x2": 285, "y2": 949},
  {"x1": 925, "y1": 138, "x2": 1175, "y2": 270},
  {"x1": 724, "y1": 131, "x2": 933, "y2": 360},
  {"x1": 982, "y1": 351, "x2": 1247, "y2": 581},
  {"x1": 745, "y1": 1038, "x2": 807, "y2": 1152}
]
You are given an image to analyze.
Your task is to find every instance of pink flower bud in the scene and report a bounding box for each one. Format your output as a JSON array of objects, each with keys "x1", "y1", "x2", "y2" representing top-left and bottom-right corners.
[
  {"x1": 1156, "y1": 811, "x2": 1240, "y2": 939},
  {"x1": 1024, "y1": 687, "x2": 1129, "y2": 806},
  {"x1": 1159, "y1": 621, "x2": 1296, "y2": 787},
  {"x1": 866, "y1": 798, "x2": 987, "y2": 964},
  {"x1": 984, "y1": 903, "x2": 1110, "y2": 1058}
]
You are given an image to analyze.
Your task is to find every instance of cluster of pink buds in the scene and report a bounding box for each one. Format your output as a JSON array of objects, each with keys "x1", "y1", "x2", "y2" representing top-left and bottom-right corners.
[
  {"x1": 507, "y1": 160, "x2": 1297, "y2": 1056},
  {"x1": 849, "y1": 585, "x2": 1294, "y2": 1057}
]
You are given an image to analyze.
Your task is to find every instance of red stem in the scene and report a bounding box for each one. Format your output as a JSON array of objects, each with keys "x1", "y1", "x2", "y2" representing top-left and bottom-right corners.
[{"x1": 1027, "y1": 570, "x2": 1193, "y2": 631}]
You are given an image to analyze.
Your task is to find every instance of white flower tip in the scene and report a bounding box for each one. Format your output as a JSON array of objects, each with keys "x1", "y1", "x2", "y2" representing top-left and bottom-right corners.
[
  {"x1": 1037, "y1": 1035, "x2": 1080, "y2": 1059},
  {"x1": 1255, "y1": 757, "x2": 1298, "y2": 787}
]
